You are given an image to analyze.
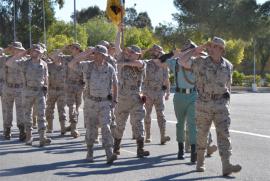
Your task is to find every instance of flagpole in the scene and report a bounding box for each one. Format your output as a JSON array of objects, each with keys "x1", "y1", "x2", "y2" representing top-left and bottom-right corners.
[
  {"x1": 13, "y1": 0, "x2": 16, "y2": 42},
  {"x1": 120, "y1": 0, "x2": 125, "y2": 49},
  {"x1": 28, "y1": 0, "x2": 32, "y2": 48},
  {"x1": 42, "y1": 0, "x2": 47, "y2": 46},
  {"x1": 73, "y1": 0, "x2": 77, "y2": 42}
]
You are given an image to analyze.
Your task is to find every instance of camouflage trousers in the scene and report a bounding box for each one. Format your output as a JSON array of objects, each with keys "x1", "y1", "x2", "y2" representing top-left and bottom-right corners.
[
  {"x1": 196, "y1": 98, "x2": 232, "y2": 160},
  {"x1": 84, "y1": 98, "x2": 113, "y2": 148},
  {"x1": 65, "y1": 87, "x2": 83, "y2": 123},
  {"x1": 144, "y1": 91, "x2": 167, "y2": 138},
  {"x1": 2, "y1": 86, "x2": 24, "y2": 128},
  {"x1": 23, "y1": 90, "x2": 47, "y2": 131},
  {"x1": 114, "y1": 94, "x2": 145, "y2": 141},
  {"x1": 45, "y1": 90, "x2": 67, "y2": 130}
]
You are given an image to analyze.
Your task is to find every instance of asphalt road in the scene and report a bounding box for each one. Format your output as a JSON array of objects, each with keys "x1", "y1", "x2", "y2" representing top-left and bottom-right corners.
[{"x1": 0, "y1": 92, "x2": 269, "y2": 181}]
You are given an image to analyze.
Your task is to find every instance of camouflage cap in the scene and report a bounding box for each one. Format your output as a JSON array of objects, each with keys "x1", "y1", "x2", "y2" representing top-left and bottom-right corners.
[
  {"x1": 212, "y1": 37, "x2": 225, "y2": 48},
  {"x1": 8, "y1": 41, "x2": 26, "y2": 51},
  {"x1": 151, "y1": 44, "x2": 165, "y2": 54},
  {"x1": 94, "y1": 45, "x2": 108, "y2": 56},
  {"x1": 49, "y1": 49, "x2": 63, "y2": 60},
  {"x1": 98, "y1": 40, "x2": 110, "y2": 48},
  {"x1": 127, "y1": 45, "x2": 142, "y2": 55},
  {"x1": 38, "y1": 43, "x2": 47, "y2": 52},
  {"x1": 31, "y1": 44, "x2": 45, "y2": 54},
  {"x1": 69, "y1": 43, "x2": 82, "y2": 51},
  {"x1": 181, "y1": 40, "x2": 197, "y2": 52}
]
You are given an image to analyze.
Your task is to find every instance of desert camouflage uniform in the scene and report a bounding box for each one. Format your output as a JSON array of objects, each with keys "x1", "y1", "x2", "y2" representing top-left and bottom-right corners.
[
  {"x1": 114, "y1": 57, "x2": 146, "y2": 141},
  {"x1": 11, "y1": 57, "x2": 50, "y2": 146},
  {"x1": 45, "y1": 62, "x2": 67, "y2": 133},
  {"x1": 77, "y1": 61, "x2": 117, "y2": 162},
  {"x1": 190, "y1": 55, "x2": 234, "y2": 171},
  {"x1": 2, "y1": 56, "x2": 25, "y2": 131},
  {"x1": 143, "y1": 59, "x2": 170, "y2": 143},
  {"x1": 63, "y1": 55, "x2": 84, "y2": 137}
]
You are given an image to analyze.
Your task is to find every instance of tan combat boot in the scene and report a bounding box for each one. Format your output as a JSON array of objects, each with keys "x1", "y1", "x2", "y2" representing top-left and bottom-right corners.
[
  {"x1": 113, "y1": 138, "x2": 121, "y2": 155},
  {"x1": 206, "y1": 145, "x2": 218, "y2": 157},
  {"x1": 160, "y1": 135, "x2": 170, "y2": 145},
  {"x1": 25, "y1": 130, "x2": 33, "y2": 145},
  {"x1": 39, "y1": 130, "x2": 51, "y2": 147},
  {"x1": 46, "y1": 119, "x2": 53, "y2": 133},
  {"x1": 222, "y1": 159, "x2": 242, "y2": 176},
  {"x1": 86, "y1": 145, "x2": 94, "y2": 162},
  {"x1": 105, "y1": 147, "x2": 117, "y2": 164},
  {"x1": 70, "y1": 122, "x2": 80, "y2": 138},
  {"x1": 60, "y1": 121, "x2": 66, "y2": 135},
  {"x1": 145, "y1": 126, "x2": 151, "y2": 143},
  {"x1": 196, "y1": 151, "x2": 206, "y2": 172}
]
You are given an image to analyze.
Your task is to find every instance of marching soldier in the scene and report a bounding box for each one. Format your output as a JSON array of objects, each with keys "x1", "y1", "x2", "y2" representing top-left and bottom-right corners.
[
  {"x1": 62, "y1": 43, "x2": 84, "y2": 138},
  {"x1": 113, "y1": 24, "x2": 150, "y2": 158},
  {"x1": 6, "y1": 44, "x2": 51, "y2": 146},
  {"x1": 143, "y1": 44, "x2": 171, "y2": 145},
  {"x1": 45, "y1": 50, "x2": 67, "y2": 134},
  {"x1": 2, "y1": 42, "x2": 26, "y2": 141},
  {"x1": 177, "y1": 37, "x2": 241, "y2": 176},
  {"x1": 69, "y1": 45, "x2": 117, "y2": 164}
]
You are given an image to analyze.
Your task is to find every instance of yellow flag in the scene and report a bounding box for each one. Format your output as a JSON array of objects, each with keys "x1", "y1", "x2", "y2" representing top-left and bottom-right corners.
[{"x1": 106, "y1": 0, "x2": 125, "y2": 25}]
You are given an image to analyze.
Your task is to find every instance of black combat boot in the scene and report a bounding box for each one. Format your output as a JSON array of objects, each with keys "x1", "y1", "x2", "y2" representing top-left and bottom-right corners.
[
  {"x1": 177, "y1": 142, "x2": 184, "y2": 160},
  {"x1": 137, "y1": 139, "x2": 150, "y2": 158},
  {"x1": 190, "y1": 144, "x2": 197, "y2": 163},
  {"x1": 18, "y1": 125, "x2": 26, "y2": 141},
  {"x1": 113, "y1": 138, "x2": 121, "y2": 155}
]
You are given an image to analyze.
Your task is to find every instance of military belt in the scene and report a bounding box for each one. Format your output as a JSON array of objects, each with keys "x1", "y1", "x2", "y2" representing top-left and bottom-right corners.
[
  {"x1": 175, "y1": 87, "x2": 196, "y2": 94},
  {"x1": 26, "y1": 86, "x2": 42, "y2": 91},
  {"x1": 88, "y1": 95, "x2": 110, "y2": 102},
  {"x1": 200, "y1": 92, "x2": 230, "y2": 101},
  {"x1": 7, "y1": 83, "x2": 23, "y2": 88},
  {"x1": 50, "y1": 87, "x2": 63, "y2": 91}
]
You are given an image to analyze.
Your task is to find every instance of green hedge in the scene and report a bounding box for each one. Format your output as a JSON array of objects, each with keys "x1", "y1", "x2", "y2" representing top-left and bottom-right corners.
[{"x1": 232, "y1": 71, "x2": 261, "y2": 86}]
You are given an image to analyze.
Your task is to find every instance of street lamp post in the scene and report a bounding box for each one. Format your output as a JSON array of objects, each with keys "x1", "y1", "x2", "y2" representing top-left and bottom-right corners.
[{"x1": 252, "y1": 39, "x2": 257, "y2": 92}]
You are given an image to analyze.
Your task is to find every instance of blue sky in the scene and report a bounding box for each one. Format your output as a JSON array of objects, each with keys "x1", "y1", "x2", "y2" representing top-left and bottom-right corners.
[{"x1": 55, "y1": 0, "x2": 268, "y2": 27}]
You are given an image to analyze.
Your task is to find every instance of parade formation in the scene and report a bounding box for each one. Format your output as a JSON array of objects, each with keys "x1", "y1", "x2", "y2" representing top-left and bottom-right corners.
[{"x1": 0, "y1": 22, "x2": 242, "y2": 176}]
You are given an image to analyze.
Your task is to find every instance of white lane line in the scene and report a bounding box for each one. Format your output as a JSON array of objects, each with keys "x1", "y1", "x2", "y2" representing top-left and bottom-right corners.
[
  {"x1": 121, "y1": 149, "x2": 137, "y2": 155},
  {"x1": 153, "y1": 119, "x2": 270, "y2": 139}
]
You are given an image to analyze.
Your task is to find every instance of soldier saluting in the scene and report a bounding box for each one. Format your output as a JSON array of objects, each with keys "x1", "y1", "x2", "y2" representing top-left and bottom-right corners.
[{"x1": 176, "y1": 37, "x2": 241, "y2": 176}]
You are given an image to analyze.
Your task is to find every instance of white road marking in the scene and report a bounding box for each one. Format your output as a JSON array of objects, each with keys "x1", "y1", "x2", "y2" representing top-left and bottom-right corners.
[
  {"x1": 153, "y1": 119, "x2": 270, "y2": 139},
  {"x1": 121, "y1": 149, "x2": 137, "y2": 155}
]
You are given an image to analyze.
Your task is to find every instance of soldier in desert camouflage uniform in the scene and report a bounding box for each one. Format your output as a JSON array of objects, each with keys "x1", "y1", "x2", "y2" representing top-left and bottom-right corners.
[
  {"x1": 0, "y1": 47, "x2": 7, "y2": 131},
  {"x1": 62, "y1": 43, "x2": 84, "y2": 138},
  {"x1": 2, "y1": 42, "x2": 26, "y2": 141},
  {"x1": 143, "y1": 44, "x2": 171, "y2": 145},
  {"x1": 113, "y1": 24, "x2": 150, "y2": 158},
  {"x1": 177, "y1": 37, "x2": 241, "y2": 176},
  {"x1": 69, "y1": 45, "x2": 117, "y2": 164},
  {"x1": 45, "y1": 50, "x2": 67, "y2": 134},
  {"x1": 6, "y1": 44, "x2": 51, "y2": 147}
]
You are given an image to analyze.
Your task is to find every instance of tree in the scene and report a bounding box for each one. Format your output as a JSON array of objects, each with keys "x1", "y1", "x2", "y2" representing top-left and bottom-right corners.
[
  {"x1": 0, "y1": 0, "x2": 64, "y2": 48},
  {"x1": 83, "y1": 17, "x2": 117, "y2": 46},
  {"x1": 72, "y1": 6, "x2": 104, "y2": 24},
  {"x1": 225, "y1": 39, "x2": 245, "y2": 66},
  {"x1": 172, "y1": 0, "x2": 259, "y2": 40},
  {"x1": 124, "y1": 27, "x2": 159, "y2": 49},
  {"x1": 46, "y1": 21, "x2": 88, "y2": 52},
  {"x1": 124, "y1": 7, "x2": 138, "y2": 26}
]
